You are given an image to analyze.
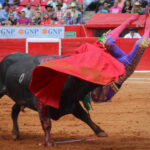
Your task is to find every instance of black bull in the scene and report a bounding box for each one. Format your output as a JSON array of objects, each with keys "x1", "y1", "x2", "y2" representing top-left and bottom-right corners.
[{"x1": 0, "y1": 52, "x2": 107, "y2": 146}]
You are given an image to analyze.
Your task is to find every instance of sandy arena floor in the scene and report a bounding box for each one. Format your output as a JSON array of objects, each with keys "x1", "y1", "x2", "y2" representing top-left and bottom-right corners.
[{"x1": 0, "y1": 72, "x2": 150, "y2": 150}]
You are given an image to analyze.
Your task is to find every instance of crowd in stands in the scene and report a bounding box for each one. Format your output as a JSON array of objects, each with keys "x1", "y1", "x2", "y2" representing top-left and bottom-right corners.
[
  {"x1": 86, "y1": 0, "x2": 149, "y2": 14},
  {"x1": 0, "y1": 0, "x2": 149, "y2": 26},
  {"x1": 0, "y1": 0, "x2": 85, "y2": 25}
]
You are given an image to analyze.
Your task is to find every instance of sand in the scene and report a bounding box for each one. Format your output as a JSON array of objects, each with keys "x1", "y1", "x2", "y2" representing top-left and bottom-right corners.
[{"x1": 0, "y1": 72, "x2": 150, "y2": 150}]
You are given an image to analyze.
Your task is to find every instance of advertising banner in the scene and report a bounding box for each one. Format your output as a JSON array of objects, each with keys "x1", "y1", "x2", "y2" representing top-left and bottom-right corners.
[{"x1": 0, "y1": 26, "x2": 65, "y2": 38}]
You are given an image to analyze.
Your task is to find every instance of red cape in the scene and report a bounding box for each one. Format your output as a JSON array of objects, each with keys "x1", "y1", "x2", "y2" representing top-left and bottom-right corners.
[{"x1": 29, "y1": 43, "x2": 125, "y2": 108}]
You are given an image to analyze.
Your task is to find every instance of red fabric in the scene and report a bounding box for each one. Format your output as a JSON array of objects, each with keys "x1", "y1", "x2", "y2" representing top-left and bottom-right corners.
[{"x1": 29, "y1": 42, "x2": 125, "y2": 108}]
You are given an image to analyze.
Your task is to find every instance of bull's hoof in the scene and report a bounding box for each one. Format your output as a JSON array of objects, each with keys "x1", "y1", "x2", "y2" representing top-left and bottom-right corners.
[
  {"x1": 12, "y1": 130, "x2": 20, "y2": 140},
  {"x1": 39, "y1": 141, "x2": 56, "y2": 147},
  {"x1": 96, "y1": 131, "x2": 108, "y2": 137},
  {"x1": 12, "y1": 133, "x2": 20, "y2": 140}
]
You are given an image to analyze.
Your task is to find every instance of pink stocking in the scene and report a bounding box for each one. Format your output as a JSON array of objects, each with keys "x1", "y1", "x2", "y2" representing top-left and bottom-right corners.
[
  {"x1": 108, "y1": 14, "x2": 140, "y2": 40},
  {"x1": 143, "y1": 17, "x2": 150, "y2": 39}
]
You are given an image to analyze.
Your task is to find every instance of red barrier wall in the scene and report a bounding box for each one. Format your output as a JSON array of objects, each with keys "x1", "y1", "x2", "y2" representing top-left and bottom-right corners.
[
  {"x1": 65, "y1": 25, "x2": 87, "y2": 37},
  {"x1": 86, "y1": 14, "x2": 146, "y2": 28},
  {"x1": 85, "y1": 14, "x2": 146, "y2": 37},
  {"x1": 0, "y1": 38, "x2": 149, "y2": 70},
  {"x1": 0, "y1": 39, "x2": 26, "y2": 60},
  {"x1": 29, "y1": 42, "x2": 60, "y2": 55}
]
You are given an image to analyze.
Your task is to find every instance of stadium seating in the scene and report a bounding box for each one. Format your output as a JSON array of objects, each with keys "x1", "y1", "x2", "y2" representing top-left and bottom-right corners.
[
  {"x1": 19, "y1": 0, "x2": 29, "y2": 5},
  {"x1": 31, "y1": 5, "x2": 46, "y2": 10},
  {"x1": 15, "y1": 6, "x2": 24, "y2": 12},
  {"x1": 40, "y1": 0, "x2": 49, "y2": 5},
  {"x1": 18, "y1": 0, "x2": 83, "y2": 7},
  {"x1": 40, "y1": 5, "x2": 46, "y2": 11},
  {"x1": 63, "y1": 0, "x2": 83, "y2": 4},
  {"x1": 30, "y1": 0, "x2": 41, "y2": 5}
]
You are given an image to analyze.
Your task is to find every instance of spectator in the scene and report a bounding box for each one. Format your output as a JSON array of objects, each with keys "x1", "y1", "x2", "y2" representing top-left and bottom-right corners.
[
  {"x1": 51, "y1": 13, "x2": 62, "y2": 25},
  {"x1": 5, "y1": 0, "x2": 19, "y2": 7},
  {"x1": 62, "y1": 10, "x2": 76, "y2": 25},
  {"x1": 35, "y1": 11, "x2": 42, "y2": 25},
  {"x1": 77, "y1": 12, "x2": 85, "y2": 24},
  {"x1": 129, "y1": 0, "x2": 138, "y2": 6},
  {"x1": 0, "y1": 0, "x2": 5, "y2": 7},
  {"x1": 44, "y1": 4, "x2": 55, "y2": 19},
  {"x1": 85, "y1": 0, "x2": 98, "y2": 11},
  {"x1": 140, "y1": 0, "x2": 148, "y2": 13},
  {"x1": 146, "y1": 3, "x2": 150, "y2": 16},
  {"x1": 31, "y1": 18, "x2": 36, "y2": 25},
  {"x1": 95, "y1": 0, "x2": 105, "y2": 13},
  {"x1": 40, "y1": 13, "x2": 52, "y2": 25},
  {"x1": 124, "y1": 28, "x2": 141, "y2": 38},
  {"x1": 30, "y1": 4, "x2": 43, "y2": 20},
  {"x1": 57, "y1": 0, "x2": 67, "y2": 12},
  {"x1": 140, "y1": 0, "x2": 148, "y2": 8},
  {"x1": 122, "y1": 0, "x2": 132, "y2": 13},
  {"x1": 98, "y1": 1, "x2": 110, "y2": 13},
  {"x1": 131, "y1": 1, "x2": 144, "y2": 14},
  {"x1": 47, "y1": 0, "x2": 58, "y2": 10},
  {"x1": 117, "y1": 0, "x2": 125, "y2": 9},
  {"x1": 4, "y1": 18, "x2": 12, "y2": 25},
  {"x1": 67, "y1": 0, "x2": 82, "y2": 11},
  {"x1": 108, "y1": 0, "x2": 114, "y2": 7},
  {"x1": 0, "y1": 3, "x2": 2, "y2": 10},
  {"x1": 17, "y1": 11, "x2": 31, "y2": 25},
  {"x1": 70, "y1": 3, "x2": 79, "y2": 21},
  {"x1": 0, "y1": 4, "x2": 10, "y2": 25},
  {"x1": 110, "y1": 1, "x2": 122, "y2": 13},
  {"x1": 22, "y1": 2, "x2": 33, "y2": 18},
  {"x1": 55, "y1": 3, "x2": 64, "y2": 20},
  {"x1": 8, "y1": 7, "x2": 18, "y2": 19},
  {"x1": 8, "y1": 13, "x2": 17, "y2": 25}
]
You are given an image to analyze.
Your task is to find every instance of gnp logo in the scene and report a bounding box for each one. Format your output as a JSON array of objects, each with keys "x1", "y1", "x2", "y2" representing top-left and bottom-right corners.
[{"x1": 0, "y1": 28, "x2": 15, "y2": 35}]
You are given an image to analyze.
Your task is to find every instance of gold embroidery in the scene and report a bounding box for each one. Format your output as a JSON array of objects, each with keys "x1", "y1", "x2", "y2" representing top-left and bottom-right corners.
[
  {"x1": 99, "y1": 30, "x2": 111, "y2": 46},
  {"x1": 110, "y1": 83, "x2": 119, "y2": 93},
  {"x1": 139, "y1": 38, "x2": 150, "y2": 49},
  {"x1": 117, "y1": 38, "x2": 149, "y2": 84},
  {"x1": 101, "y1": 36, "x2": 107, "y2": 46}
]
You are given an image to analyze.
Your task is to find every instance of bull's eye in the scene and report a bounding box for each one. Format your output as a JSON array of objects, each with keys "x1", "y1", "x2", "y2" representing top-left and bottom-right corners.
[{"x1": 19, "y1": 73, "x2": 25, "y2": 84}]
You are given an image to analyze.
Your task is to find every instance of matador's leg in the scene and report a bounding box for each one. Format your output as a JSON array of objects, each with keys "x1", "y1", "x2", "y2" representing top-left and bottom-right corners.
[
  {"x1": 102, "y1": 14, "x2": 140, "y2": 63},
  {"x1": 126, "y1": 16, "x2": 150, "y2": 64},
  {"x1": 91, "y1": 14, "x2": 149, "y2": 103},
  {"x1": 108, "y1": 14, "x2": 140, "y2": 40}
]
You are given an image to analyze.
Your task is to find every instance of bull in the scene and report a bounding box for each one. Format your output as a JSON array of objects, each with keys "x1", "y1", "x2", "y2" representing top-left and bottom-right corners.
[{"x1": 0, "y1": 52, "x2": 107, "y2": 146}]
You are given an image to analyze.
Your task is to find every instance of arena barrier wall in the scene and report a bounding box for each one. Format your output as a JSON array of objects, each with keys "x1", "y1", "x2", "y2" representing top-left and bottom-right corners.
[
  {"x1": 85, "y1": 14, "x2": 146, "y2": 37},
  {"x1": 0, "y1": 38, "x2": 149, "y2": 70}
]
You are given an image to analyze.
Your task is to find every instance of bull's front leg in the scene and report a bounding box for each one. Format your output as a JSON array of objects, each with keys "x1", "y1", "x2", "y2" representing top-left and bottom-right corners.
[
  {"x1": 37, "y1": 101, "x2": 53, "y2": 147},
  {"x1": 73, "y1": 103, "x2": 108, "y2": 137},
  {"x1": 11, "y1": 103, "x2": 21, "y2": 140}
]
